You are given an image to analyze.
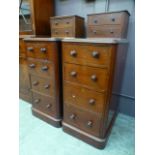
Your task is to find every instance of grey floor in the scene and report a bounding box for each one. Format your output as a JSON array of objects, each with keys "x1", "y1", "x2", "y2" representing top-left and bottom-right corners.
[{"x1": 20, "y1": 99, "x2": 135, "y2": 155}]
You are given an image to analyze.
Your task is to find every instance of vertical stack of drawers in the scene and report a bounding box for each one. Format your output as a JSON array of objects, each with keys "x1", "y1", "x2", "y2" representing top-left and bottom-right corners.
[
  {"x1": 19, "y1": 36, "x2": 33, "y2": 102},
  {"x1": 62, "y1": 38, "x2": 127, "y2": 148},
  {"x1": 87, "y1": 11, "x2": 129, "y2": 38},
  {"x1": 50, "y1": 15, "x2": 85, "y2": 38},
  {"x1": 24, "y1": 38, "x2": 62, "y2": 127}
]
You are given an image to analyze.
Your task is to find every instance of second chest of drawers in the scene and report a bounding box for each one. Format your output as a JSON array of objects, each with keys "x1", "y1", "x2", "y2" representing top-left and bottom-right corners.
[{"x1": 24, "y1": 37, "x2": 62, "y2": 127}]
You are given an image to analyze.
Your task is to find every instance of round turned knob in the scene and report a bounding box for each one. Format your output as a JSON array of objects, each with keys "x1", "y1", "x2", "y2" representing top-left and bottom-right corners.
[
  {"x1": 87, "y1": 121, "x2": 93, "y2": 128},
  {"x1": 66, "y1": 21, "x2": 70, "y2": 24},
  {"x1": 34, "y1": 99, "x2": 40, "y2": 104},
  {"x1": 65, "y1": 30, "x2": 69, "y2": 34},
  {"x1": 32, "y1": 81, "x2": 39, "y2": 86},
  {"x1": 46, "y1": 104, "x2": 52, "y2": 109},
  {"x1": 89, "y1": 99, "x2": 96, "y2": 105},
  {"x1": 111, "y1": 18, "x2": 115, "y2": 22},
  {"x1": 91, "y1": 75, "x2": 97, "y2": 81},
  {"x1": 29, "y1": 64, "x2": 35, "y2": 68},
  {"x1": 93, "y1": 30, "x2": 97, "y2": 34},
  {"x1": 70, "y1": 114, "x2": 76, "y2": 120},
  {"x1": 94, "y1": 19, "x2": 98, "y2": 24},
  {"x1": 40, "y1": 48, "x2": 46, "y2": 53},
  {"x1": 41, "y1": 66, "x2": 48, "y2": 71},
  {"x1": 27, "y1": 47, "x2": 33, "y2": 52},
  {"x1": 70, "y1": 71, "x2": 77, "y2": 77},
  {"x1": 55, "y1": 22, "x2": 58, "y2": 25},
  {"x1": 110, "y1": 30, "x2": 114, "y2": 34},
  {"x1": 72, "y1": 95, "x2": 76, "y2": 98},
  {"x1": 55, "y1": 31, "x2": 58, "y2": 34},
  {"x1": 92, "y1": 51, "x2": 99, "y2": 58},
  {"x1": 70, "y1": 50, "x2": 77, "y2": 57},
  {"x1": 44, "y1": 84, "x2": 50, "y2": 89}
]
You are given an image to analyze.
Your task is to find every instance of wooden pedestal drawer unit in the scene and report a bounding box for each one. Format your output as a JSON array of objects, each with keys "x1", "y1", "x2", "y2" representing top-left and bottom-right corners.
[
  {"x1": 87, "y1": 10, "x2": 130, "y2": 38},
  {"x1": 24, "y1": 37, "x2": 62, "y2": 127},
  {"x1": 19, "y1": 35, "x2": 35, "y2": 103},
  {"x1": 62, "y1": 38, "x2": 128, "y2": 149},
  {"x1": 50, "y1": 15, "x2": 85, "y2": 38}
]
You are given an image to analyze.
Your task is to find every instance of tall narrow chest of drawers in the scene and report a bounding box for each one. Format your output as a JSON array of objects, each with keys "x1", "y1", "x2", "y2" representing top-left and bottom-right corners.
[
  {"x1": 24, "y1": 37, "x2": 62, "y2": 127},
  {"x1": 62, "y1": 38, "x2": 127, "y2": 148}
]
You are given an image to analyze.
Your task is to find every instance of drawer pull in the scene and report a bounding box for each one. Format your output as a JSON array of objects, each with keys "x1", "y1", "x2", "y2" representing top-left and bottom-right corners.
[
  {"x1": 111, "y1": 18, "x2": 115, "y2": 22},
  {"x1": 34, "y1": 99, "x2": 40, "y2": 104},
  {"x1": 70, "y1": 71, "x2": 77, "y2": 77},
  {"x1": 65, "y1": 30, "x2": 69, "y2": 34},
  {"x1": 27, "y1": 47, "x2": 33, "y2": 52},
  {"x1": 92, "y1": 51, "x2": 99, "y2": 58},
  {"x1": 29, "y1": 64, "x2": 35, "y2": 68},
  {"x1": 94, "y1": 20, "x2": 98, "y2": 24},
  {"x1": 66, "y1": 21, "x2": 70, "y2": 24},
  {"x1": 70, "y1": 50, "x2": 77, "y2": 57},
  {"x1": 89, "y1": 99, "x2": 96, "y2": 105},
  {"x1": 70, "y1": 114, "x2": 76, "y2": 120},
  {"x1": 44, "y1": 84, "x2": 50, "y2": 89},
  {"x1": 93, "y1": 30, "x2": 97, "y2": 34},
  {"x1": 41, "y1": 66, "x2": 48, "y2": 71},
  {"x1": 110, "y1": 31, "x2": 114, "y2": 34},
  {"x1": 91, "y1": 75, "x2": 97, "y2": 81},
  {"x1": 72, "y1": 95, "x2": 76, "y2": 98},
  {"x1": 46, "y1": 104, "x2": 52, "y2": 109},
  {"x1": 40, "y1": 48, "x2": 46, "y2": 53},
  {"x1": 87, "y1": 121, "x2": 93, "y2": 128},
  {"x1": 55, "y1": 22, "x2": 58, "y2": 25},
  {"x1": 32, "y1": 81, "x2": 39, "y2": 86},
  {"x1": 55, "y1": 31, "x2": 58, "y2": 34}
]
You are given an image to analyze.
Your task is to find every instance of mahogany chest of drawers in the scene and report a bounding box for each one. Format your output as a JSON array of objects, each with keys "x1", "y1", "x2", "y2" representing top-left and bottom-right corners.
[
  {"x1": 62, "y1": 38, "x2": 127, "y2": 148},
  {"x1": 24, "y1": 37, "x2": 62, "y2": 127},
  {"x1": 87, "y1": 10, "x2": 130, "y2": 38},
  {"x1": 50, "y1": 15, "x2": 85, "y2": 38},
  {"x1": 19, "y1": 35, "x2": 35, "y2": 103}
]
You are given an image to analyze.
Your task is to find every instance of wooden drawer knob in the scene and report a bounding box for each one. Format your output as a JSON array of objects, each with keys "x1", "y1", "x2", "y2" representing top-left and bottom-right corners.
[
  {"x1": 55, "y1": 31, "x2": 58, "y2": 34},
  {"x1": 70, "y1": 50, "x2": 77, "y2": 57},
  {"x1": 27, "y1": 47, "x2": 33, "y2": 52},
  {"x1": 87, "y1": 121, "x2": 93, "y2": 128},
  {"x1": 66, "y1": 21, "x2": 70, "y2": 24},
  {"x1": 40, "y1": 48, "x2": 46, "y2": 53},
  {"x1": 91, "y1": 75, "x2": 97, "y2": 81},
  {"x1": 65, "y1": 30, "x2": 69, "y2": 34},
  {"x1": 46, "y1": 104, "x2": 52, "y2": 109},
  {"x1": 94, "y1": 19, "x2": 98, "y2": 24},
  {"x1": 93, "y1": 30, "x2": 97, "y2": 34},
  {"x1": 111, "y1": 18, "x2": 115, "y2": 22},
  {"x1": 41, "y1": 66, "x2": 48, "y2": 71},
  {"x1": 44, "y1": 84, "x2": 50, "y2": 89},
  {"x1": 55, "y1": 22, "x2": 58, "y2": 25},
  {"x1": 32, "y1": 81, "x2": 39, "y2": 86},
  {"x1": 34, "y1": 99, "x2": 40, "y2": 104},
  {"x1": 89, "y1": 99, "x2": 96, "y2": 105},
  {"x1": 70, "y1": 114, "x2": 76, "y2": 120},
  {"x1": 70, "y1": 71, "x2": 77, "y2": 77},
  {"x1": 110, "y1": 30, "x2": 114, "y2": 34},
  {"x1": 92, "y1": 51, "x2": 99, "y2": 58},
  {"x1": 29, "y1": 64, "x2": 35, "y2": 68}
]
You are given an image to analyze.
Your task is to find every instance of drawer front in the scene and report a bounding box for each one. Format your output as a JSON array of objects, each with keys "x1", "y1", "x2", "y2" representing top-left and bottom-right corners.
[
  {"x1": 51, "y1": 17, "x2": 74, "y2": 28},
  {"x1": 87, "y1": 26, "x2": 122, "y2": 38},
  {"x1": 25, "y1": 41, "x2": 56, "y2": 61},
  {"x1": 30, "y1": 75, "x2": 54, "y2": 96},
  {"x1": 51, "y1": 28, "x2": 73, "y2": 37},
  {"x1": 88, "y1": 12, "x2": 123, "y2": 25},
  {"x1": 64, "y1": 82, "x2": 106, "y2": 113},
  {"x1": 32, "y1": 92, "x2": 56, "y2": 116},
  {"x1": 62, "y1": 43, "x2": 111, "y2": 67},
  {"x1": 19, "y1": 39, "x2": 25, "y2": 55},
  {"x1": 27, "y1": 59, "x2": 53, "y2": 78},
  {"x1": 63, "y1": 63, "x2": 108, "y2": 92},
  {"x1": 64, "y1": 104, "x2": 101, "y2": 137}
]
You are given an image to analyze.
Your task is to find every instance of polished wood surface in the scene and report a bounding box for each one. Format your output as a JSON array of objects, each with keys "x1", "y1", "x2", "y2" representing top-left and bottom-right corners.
[
  {"x1": 19, "y1": 38, "x2": 32, "y2": 103},
  {"x1": 87, "y1": 11, "x2": 129, "y2": 38},
  {"x1": 62, "y1": 41, "x2": 121, "y2": 148},
  {"x1": 29, "y1": 0, "x2": 54, "y2": 35},
  {"x1": 50, "y1": 15, "x2": 85, "y2": 38},
  {"x1": 25, "y1": 38, "x2": 62, "y2": 127}
]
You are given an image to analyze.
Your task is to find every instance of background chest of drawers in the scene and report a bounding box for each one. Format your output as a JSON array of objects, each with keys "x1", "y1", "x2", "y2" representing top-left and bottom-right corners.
[
  {"x1": 87, "y1": 10, "x2": 130, "y2": 38},
  {"x1": 19, "y1": 35, "x2": 34, "y2": 103},
  {"x1": 24, "y1": 37, "x2": 62, "y2": 127},
  {"x1": 50, "y1": 15, "x2": 85, "y2": 38},
  {"x1": 62, "y1": 38, "x2": 127, "y2": 148}
]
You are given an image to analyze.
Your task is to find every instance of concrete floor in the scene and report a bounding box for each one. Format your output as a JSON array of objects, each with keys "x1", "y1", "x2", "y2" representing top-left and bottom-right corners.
[{"x1": 19, "y1": 99, "x2": 135, "y2": 155}]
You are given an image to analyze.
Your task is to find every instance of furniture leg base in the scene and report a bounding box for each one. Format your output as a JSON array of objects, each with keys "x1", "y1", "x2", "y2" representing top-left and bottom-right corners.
[{"x1": 32, "y1": 107, "x2": 62, "y2": 128}]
